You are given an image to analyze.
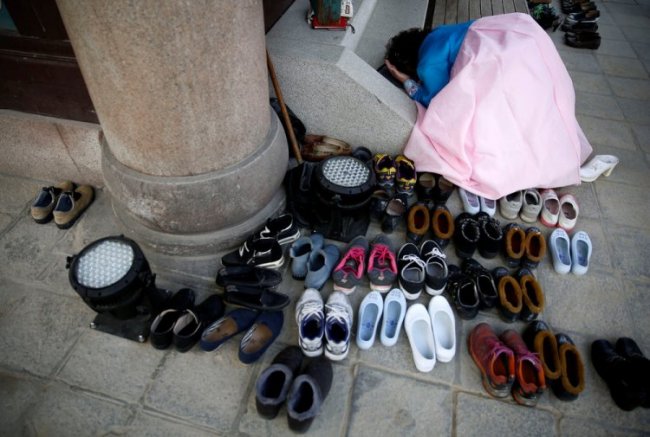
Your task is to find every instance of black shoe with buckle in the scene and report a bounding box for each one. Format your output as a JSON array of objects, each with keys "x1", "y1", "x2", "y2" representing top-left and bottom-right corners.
[
  {"x1": 446, "y1": 265, "x2": 479, "y2": 319},
  {"x1": 252, "y1": 213, "x2": 301, "y2": 245},
  {"x1": 222, "y1": 236, "x2": 285, "y2": 269}
]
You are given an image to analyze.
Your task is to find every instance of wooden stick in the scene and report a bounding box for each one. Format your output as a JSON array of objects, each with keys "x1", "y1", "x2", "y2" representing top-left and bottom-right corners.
[{"x1": 266, "y1": 49, "x2": 303, "y2": 164}]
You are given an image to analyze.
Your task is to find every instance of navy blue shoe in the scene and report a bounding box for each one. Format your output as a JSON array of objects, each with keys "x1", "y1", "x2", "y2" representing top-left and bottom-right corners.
[
  {"x1": 199, "y1": 308, "x2": 259, "y2": 352},
  {"x1": 173, "y1": 294, "x2": 225, "y2": 352},
  {"x1": 239, "y1": 311, "x2": 285, "y2": 364}
]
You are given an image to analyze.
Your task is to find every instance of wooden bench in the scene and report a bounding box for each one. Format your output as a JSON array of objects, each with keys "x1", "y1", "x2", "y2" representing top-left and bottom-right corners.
[{"x1": 429, "y1": 0, "x2": 529, "y2": 26}]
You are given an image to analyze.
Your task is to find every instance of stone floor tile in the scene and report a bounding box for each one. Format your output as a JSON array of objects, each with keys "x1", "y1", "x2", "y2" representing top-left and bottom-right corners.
[
  {"x1": 596, "y1": 54, "x2": 648, "y2": 79},
  {"x1": 560, "y1": 417, "x2": 648, "y2": 437},
  {"x1": 618, "y1": 97, "x2": 650, "y2": 124},
  {"x1": 560, "y1": 51, "x2": 601, "y2": 73},
  {"x1": 631, "y1": 123, "x2": 650, "y2": 153},
  {"x1": 555, "y1": 183, "x2": 601, "y2": 221},
  {"x1": 630, "y1": 41, "x2": 650, "y2": 60},
  {"x1": 607, "y1": 10, "x2": 650, "y2": 27},
  {"x1": 127, "y1": 411, "x2": 218, "y2": 437},
  {"x1": 0, "y1": 372, "x2": 44, "y2": 436},
  {"x1": 622, "y1": 279, "x2": 650, "y2": 352},
  {"x1": 238, "y1": 352, "x2": 352, "y2": 437},
  {"x1": 575, "y1": 92, "x2": 625, "y2": 120},
  {"x1": 578, "y1": 115, "x2": 636, "y2": 151},
  {"x1": 569, "y1": 71, "x2": 612, "y2": 95},
  {"x1": 608, "y1": 76, "x2": 650, "y2": 100},
  {"x1": 543, "y1": 270, "x2": 634, "y2": 337},
  {"x1": 0, "y1": 212, "x2": 14, "y2": 234},
  {"x1": 622, "y1": 25, "x2": 650, "y2": 44},
  {"x1": 24, "y1": 383, "x2": 132, "y2": 436},
  {"x1": 57, "y1": 329, "x2": 164, "y2": 403},
  {"x1": 347, "y1": 365, "x2": 453, "y2": 435},
  {"x1": 0, "y1": 174, "x2": 43, "y2": 215},
  {"x1": 548, "y1": 332, "x2": 650, "y2": 430},
  {"x1": 455, "y1": 392, "x2": 556, "y2": 435},
  {"x1": 144, "y1": 340, "x2": 254, "y2": 432},
  {"x1": 0, "y1": 284, "x2": 88, "y2": 376},
  {"x1": 596, "y1": 182, "x2": 650, "y2": 229},
  {"x1": 597, "y1": 23, "x2": 627, "y2": 41},
  {"x1": 604, "y1": 223, "x2": 650, "y2": 280},
  {"x1": 598, "y1": 38, "x2": 639, "y2": 58}
]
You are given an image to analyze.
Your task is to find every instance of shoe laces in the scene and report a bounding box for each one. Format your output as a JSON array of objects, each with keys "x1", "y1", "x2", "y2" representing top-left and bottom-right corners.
[
  {"x1": 325, "y1": 302, "x2": 351, "y2": 328},
  {"x1": 298, "y1": 300, "x2": 324, "y2": 323},
  {"x1": 400, "y1": 253, "x2": 426, "y2": 271},
  {"x1": 336, "y1": 247, "x2": 365, "y2": 278},
  {"x1": 422, "y1": 245, "x2": 446, "y2": 261},
  {"x1": 372, "y1": 245, "x2": 395, "y2": 268}
]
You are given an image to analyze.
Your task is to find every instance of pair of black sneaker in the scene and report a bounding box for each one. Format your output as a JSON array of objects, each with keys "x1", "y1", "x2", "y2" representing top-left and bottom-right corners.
[
  {"x1": 221, "y1": 213, "x2": 300, "y2": 269},
  {"x1": 397, "y1": 241, "x2": 448, "y2": 300},
  {"x1": 592, "y1": 337, "x2": 650, "y2": 411},
  {"x1": 445, "y1": 259, "x2": 498, "y2": 320},
  {"x1": 255, "y1": 346, "x2": 333, "y2": 433},
  {"x1": 454, "y1": 212, "x2": 503, "y2": 260}
]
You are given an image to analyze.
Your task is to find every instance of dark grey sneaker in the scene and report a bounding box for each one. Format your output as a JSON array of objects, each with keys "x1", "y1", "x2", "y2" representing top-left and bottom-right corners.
[
  {"x1": 397, "y1": 242, "x2": 425, "y2": 300},
  {"x1": 420, "y1": 240, "x2": 448, "y2": 296},
  {"x1": 221, "y1": 237, "x2": 285, "y2": 269},
  {"x1": 367, "y1": 235, "x2": 398, "y2": 292},
  {"x1": 286, "y1": 357, "x2": 333, "y2": 433}
]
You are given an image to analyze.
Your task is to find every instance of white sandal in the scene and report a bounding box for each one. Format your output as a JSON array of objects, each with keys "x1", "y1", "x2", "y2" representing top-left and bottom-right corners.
[
  {"x1": 558, "y1": 194, "x2": 579, "y2": 231},
  {"x1": 580, "y1": 155, "x2": 619, "y2": 182}
]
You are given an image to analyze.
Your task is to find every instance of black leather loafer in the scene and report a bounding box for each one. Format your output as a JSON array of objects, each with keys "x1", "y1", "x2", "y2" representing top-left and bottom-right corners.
[
  {"x1": 446, "y1": 265, "x2": 479, "y2": 319},
  {"x1": 224, "y1": 284, "x2": 290, "y2": 311},
  {"x1": 216, "y1": 265, "x2": 283, "y2": 289},
  {"x1": 463, "y1": 259, "x2": 498, "y2": 309}
]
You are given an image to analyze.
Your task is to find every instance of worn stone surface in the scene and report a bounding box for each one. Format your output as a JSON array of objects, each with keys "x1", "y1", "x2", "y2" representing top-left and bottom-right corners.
[
  {"x1": 0, "y1": 372, "x2": 44, "y2": 436},
  {"x1": 575, "y1": 92, "x2": 625, "y2": 120},
  {"x1": 576, "y1": 115, "x2": 637, "y2": 151},
  {"x1": 631, "y1": 123, "x2": 650, "y2": 154},
  {"x1": 596, "y1": 182, "x2": 650, "y2": 229},
  {"x1": 560, "y1": 417, "x2": 648, "y2": 437},
  {"x1": 127, "y1": 411, "x2": 219, "y2": 437},
  {"x1": 604, "y1": 223, "x2": 650, "y2": 281},
  {"x1": 597, "y1": 55, "x2": 649, "y2": 78},
  {"x1": 569, "y1": 71, "x2": 612, "y2": 95}
]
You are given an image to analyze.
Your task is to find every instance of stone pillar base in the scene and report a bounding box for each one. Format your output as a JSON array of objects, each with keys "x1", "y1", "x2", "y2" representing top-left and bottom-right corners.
[{"x1": 102, "y1": 110, "x2": 288, "y2": 280}]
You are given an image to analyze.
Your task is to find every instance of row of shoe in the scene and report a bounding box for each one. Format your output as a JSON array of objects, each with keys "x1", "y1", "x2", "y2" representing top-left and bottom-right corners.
[
  {"x1": 468, "y1": 320, "x2": 585, "y2": 406},
  {"x1": 149, "y1": 287, "x2": 285, "y2": 364},
  {"x1": 560, "y1": 0, "x2": 601, "y2": 49},
  {"x1": 255, "y1": 346, "x2": 332, "y2": 433},
  {"x1": 446, "y1": 260, "x2": 545, "y2": 322},
  {"x1": 500, "y1": 189, "x2": 579, "y2": 231},
  {"x1": 591, "y1": 337, "x2": 650, "y2": 411},
  {"x1": 221, "y1": 213, "x2": 301, "y2": 269},
  {"x1": 549, "y1": 228, "x2": 592, "y2": 275},
  {"x1": 30, "y1": 181, "x2": 95, "y2": 229}
]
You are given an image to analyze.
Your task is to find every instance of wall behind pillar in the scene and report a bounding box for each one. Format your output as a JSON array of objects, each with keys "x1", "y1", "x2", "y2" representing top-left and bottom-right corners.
[{"x1": 56, "y1": 0, "x2": 270, "y2": 177}]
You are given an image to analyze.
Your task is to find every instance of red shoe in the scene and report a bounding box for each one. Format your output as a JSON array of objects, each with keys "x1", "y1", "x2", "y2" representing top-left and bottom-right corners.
[
  {"x1": 500, "y1": 330, "x2": 546, "y2": 406},
  {"x1": 468, "y1": 323, "x2": 515, "y2": 398}
]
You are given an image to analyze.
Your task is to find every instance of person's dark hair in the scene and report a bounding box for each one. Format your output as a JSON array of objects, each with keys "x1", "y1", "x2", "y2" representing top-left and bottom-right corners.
[{"x1": 385, "y1": 28, "x2": 429, "y2": 80}]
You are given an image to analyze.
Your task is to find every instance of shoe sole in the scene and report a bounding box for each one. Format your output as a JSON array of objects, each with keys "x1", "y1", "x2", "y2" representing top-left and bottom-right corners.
[
  {"x1": 300, "y1": 346, "x2": 323, "y2": 357},
  {"x1": 333, "y1": 283, "x2": 357, "y2": 294},
  {"x1": 33, "y1": 213, "x2": 53, "y2": 224},
  {"x1": 55, "y1": 193, "x2": 95, "y2": 230},
  {"x1": 425, "y1": 284, "x2": 445, "y2": 296},
  {"x1": 539, "y1": 215, "x2": 559, "y2": 228},
  {"x1": 512, "y1": 386, "x2": 539, "y2": 407},
  {"x1": 399, "y1": 284, "x2": 422, "y2": 300},
  {"x1": 324, "y1": 348, "x2": 348, "y2": 361},
  {"x1": 257, "y1": 256, "x2": 285, "y2": 269},
  {"x1": 370, "y1": 283, "x2": 392, "y2": 293},
  {"x1": 277, "y1": 230, "x2": 301, "y2": 246},
  {"x1": 467, "y1": 334, "x2": 512, "y2": 398}
]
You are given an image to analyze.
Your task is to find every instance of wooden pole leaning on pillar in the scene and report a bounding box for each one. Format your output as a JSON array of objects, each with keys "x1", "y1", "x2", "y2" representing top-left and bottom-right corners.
[{"x1": 266, "y1": 49, "x2": 303, "y2": 164}]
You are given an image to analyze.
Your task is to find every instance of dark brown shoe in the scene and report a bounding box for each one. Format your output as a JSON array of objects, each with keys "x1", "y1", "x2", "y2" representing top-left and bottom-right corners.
[
  {"x1": 406, "y1": 203, "x2": 430, "y2": 244},
  {"x1": 500, "y1": 330, "x2": 546, "y2": 406},
  {"x1": 431, "y1": 205, "x2": 454, "y2": 249},
  {"x1": 518, "y1": 270, "x2": 545, "y2": 321},
  {"x1": 53, "y1": 185, "x2": 95, "y2": 229},
  {"x1": 493, "y1": 267, "x2": 522, "y2": 322},
  {"x1": 552, "y1": 333, "x2": 585, "y2": 401},
  {"x1": 503, "y1": 223, "x2": 526, "y2": 268},
  {"x1": 523, "y1": 321, "x2": 562, "y2": 382},
  {"x1": 30, "y1": 181, "x2": 75, "y2": 224},
  {"x1": 468, "y1": 323, "x2": 515, "y2": 398},
  {"x1": 522, "y1": 227, "x2": 547, "y2": 269}
]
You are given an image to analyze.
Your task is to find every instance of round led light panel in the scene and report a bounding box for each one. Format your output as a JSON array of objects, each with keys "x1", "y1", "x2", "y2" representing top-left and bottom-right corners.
[
  {"x1": 322, "y1": 157, "x2": 370, "y2": 188},
  {"x1": 75, "y1": 240, "x2": 135, "y2": 289}
]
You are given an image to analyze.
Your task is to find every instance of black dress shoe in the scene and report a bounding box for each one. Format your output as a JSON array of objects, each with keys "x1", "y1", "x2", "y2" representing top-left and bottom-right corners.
[
  {"x1": 463, "y1": 259, "x2": 498, "y2": 309},
  {"x1": 454, "y1": 213, "x2": 480, "y2": 259},
  {"x1": 216, "y1": 265, "x2": 282, "y2": 289},
  {"x1": 616, "y1": 337, "x2": 650, "y2": 408},
  {"x1": 255, "y1": 346, "x2": 304, "y2": 419},
  {"x1": 381, "y1": 197, "x2": 406, "y2": 233},
  {"x1": 592, "y1": 339, "x2": 645, "y2": 411},
  {"x1": 476, "y1": 213, "x2": 503, "y2": 259},
  {"x1": 173, "y1": 294, "x2": 225, "y2": 352},
  {"x1": 150, "y1": 288, "x2": 196, "y2": 350},
  {"x1": 565, "y1": 32, "x2": 601, "y2": 49},
  {"x1": 561, "y1": 20, "x2": 598, "y2": 32},
  {"x1": 446, "y1": 265, "x2": 479, "y2": 319},
  {"x1": 551, "y1": 333, "x2": 585, "y2": 401},
  {"x1": 224, "y1": 284, "x2": 290, "y2": 311}
]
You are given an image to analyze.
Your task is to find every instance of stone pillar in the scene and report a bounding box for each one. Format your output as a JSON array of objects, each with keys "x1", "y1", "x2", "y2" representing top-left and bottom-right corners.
[{"x1": 56, "y1": 0, "x2": 287, "y2": 278}]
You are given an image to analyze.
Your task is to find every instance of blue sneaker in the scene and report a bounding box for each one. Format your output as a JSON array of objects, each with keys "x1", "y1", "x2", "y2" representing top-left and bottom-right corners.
[
  {"x1": 295, "y1": 288, "x2": 325, "y2": 357},
  {"x1": 239, "y1": 311, "x2": 284, "y2": 364},
  {"x1": 305, "y1": 244, "x2": 340, "y2": 290},
  {"x1": 199, "y1": 308, "x2": 258, "y2": 351},
  {"x1": 289, "y1": 233, "x2": 324, "y2": 279}
]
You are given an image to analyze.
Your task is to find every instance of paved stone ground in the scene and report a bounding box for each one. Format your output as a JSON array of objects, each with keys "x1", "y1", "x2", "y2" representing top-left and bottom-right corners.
[{"x1": 1, "y1": 1, "x2": 650, "y2": 435}]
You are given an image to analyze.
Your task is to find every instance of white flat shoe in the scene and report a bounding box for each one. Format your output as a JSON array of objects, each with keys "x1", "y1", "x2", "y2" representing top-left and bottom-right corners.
[
  {"x1": 428, "y1": 296, "x2": 456, "y2": 363},
  {"x1": 404, "y1": 303, "x2": 436, "y2": 372},
  {"x1": 380, "y1": 288, "x2": 406, "y2": 347},
  {"x1": 558, "y1": 194, "x2": 579, "y2": 231},
  {"x1": 356, "y1": 291, "x2": 383, "y2": 350},
  {"x1": 580, "y1": 155, "x2": 619, "y2": 182},
  {"x1": 459, "y1": 188, "x2": 480, "y2": 215},
  {"x1": 549, "y1": 228, "x2": 571, "y2": 274},
  {"x1": 571, "y1": 231, "x2": 592, "y2": 275},
  {"x1": 480, "y1": 197, "x2": 497, "y2": 217}
]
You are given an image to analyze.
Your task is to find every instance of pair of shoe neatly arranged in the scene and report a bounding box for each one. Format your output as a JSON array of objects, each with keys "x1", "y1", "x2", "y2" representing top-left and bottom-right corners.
[
  {"x1": 549, "y1": 229, "x2": 592, "y2": 275},
  {"x1": 356, "y1": 289, "x2": 407, "y2": 349},
  {"x1": 469, "y1": 321, "x2": 585, "y2": 405},
  {"x1": 591, "y1": 337, "x2": 650, "y2": 411},
  {"x1": 454, "y1": 212, "x2": 504, "y2": 260},
  {"x1": 397, "y1": 240, "x2": 448, "y2": 300},
  {"x1": 221, "y1": 213, "x2": 301, "y2": 269},
  {"x1": 372, "y1": 153, "x2": 416, "y2": 196},
  {"x1": 458, "y1": 188, "x2": 496, "y2": 216},
  {"x1": 406, "y1": 203, "x2": 455, "y2": 247},
  {"x1": 30, "y1": 181, "x2": 95, "y2": 229},
  {"x1": 502, "y1": 223, "x2": 547, "y2": 269},
  {"x1": 150, "y1": 288, "x2": 225, "y2": 352},
  {"x1": 289, "y1": 232, "x2": 340, "y2": 290},
  {"x1": 295, "y1": 289, "x2": 353, "y2": 361},
  {"x1": 255, "y1": 346, "x2": 332, "y2": 433},
  {"x1": 404, "y1": 296, "x2": 456, "y2": 372},
  {"x1": 560, "y1": 0, "x2": 601, "y2": 49},
  {"x1": 331, "y1": 235, "x2": 398, "y2": 293},
  {"x1": 500, "y1": 189, "x2": 579, "y2": 231},
  {"x1": 216, "y1": 265, "x2": 290, "y2": 311}
]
